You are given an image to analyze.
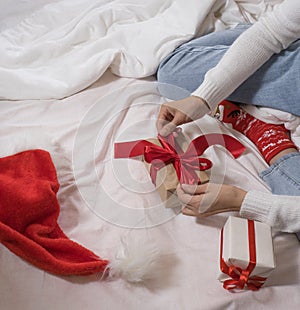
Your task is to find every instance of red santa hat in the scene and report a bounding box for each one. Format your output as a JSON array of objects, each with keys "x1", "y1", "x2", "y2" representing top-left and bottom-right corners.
[{"x1": 0, "y1": 148, "x2": 161, "y2": 282}]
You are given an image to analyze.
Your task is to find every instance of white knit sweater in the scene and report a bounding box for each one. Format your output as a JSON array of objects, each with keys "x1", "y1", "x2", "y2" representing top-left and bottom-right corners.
[
  {"x1": 192, "y1": 0, "x2": 300, "y2": 111},
  {"x1": 192, "y1": 0, "x2": 300, "y2": 232},
  {"x1": 240, "y1": 191, "x2": 300, "y2": 233}
]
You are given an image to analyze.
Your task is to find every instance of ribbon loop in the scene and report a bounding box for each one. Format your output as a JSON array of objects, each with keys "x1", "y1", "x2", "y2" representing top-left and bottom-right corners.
[
  {"x1": 114, "y1": 132, "x2": 246, "y2": 185},
  {"x1": 220, "y1": 220, "x2": 267, "y2": 292}
]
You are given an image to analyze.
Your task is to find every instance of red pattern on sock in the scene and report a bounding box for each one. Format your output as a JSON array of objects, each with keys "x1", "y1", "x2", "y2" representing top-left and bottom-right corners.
[{"x1": 218, "y1": 100, "x2": 297, "y2": 164}]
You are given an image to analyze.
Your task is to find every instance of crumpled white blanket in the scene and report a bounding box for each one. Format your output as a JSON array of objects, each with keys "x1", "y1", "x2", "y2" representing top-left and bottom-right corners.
[{"x1": 0, "y1": 0, "x2": 280, "y2": 100}]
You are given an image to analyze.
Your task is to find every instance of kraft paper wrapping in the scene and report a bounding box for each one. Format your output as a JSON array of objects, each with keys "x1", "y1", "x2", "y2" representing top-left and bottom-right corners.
[{"x1": 144, "y1": 132, "x2": 209, "y2": 208}]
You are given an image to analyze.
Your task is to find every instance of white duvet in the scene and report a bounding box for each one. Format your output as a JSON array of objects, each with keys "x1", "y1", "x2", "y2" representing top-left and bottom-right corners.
[{"x1": 0, "y1": 0, "x2": 280, "y2": 100}]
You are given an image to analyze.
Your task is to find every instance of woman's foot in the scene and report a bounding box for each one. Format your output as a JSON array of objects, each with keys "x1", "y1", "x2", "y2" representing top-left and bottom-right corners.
[{"x1": 217, "y1": 100, "x2": 298, "y2": 164}]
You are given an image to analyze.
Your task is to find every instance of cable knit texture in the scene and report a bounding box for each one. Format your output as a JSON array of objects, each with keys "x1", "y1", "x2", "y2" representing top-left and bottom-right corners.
[
  {"x1": 192, "y1": 0, "x2": 300, "y2": 111},
  {"x1": 240, "y1": 190, "x2": 300, "y2": 233},
  {"x1": 190, "y1": 1, "x2": 300, "y2": 232}
]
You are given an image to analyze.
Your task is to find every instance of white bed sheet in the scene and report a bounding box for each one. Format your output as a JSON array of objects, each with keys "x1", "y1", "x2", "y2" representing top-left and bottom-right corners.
[
  {"x1": 1, "y1": 70, "x2": 300, "y2": 310},
  {"x1": 1, "y1": 1, "x2": 300, "y2": 310}
]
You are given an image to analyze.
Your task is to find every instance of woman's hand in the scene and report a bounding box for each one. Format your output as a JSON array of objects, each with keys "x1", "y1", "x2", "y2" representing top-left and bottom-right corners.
[
  {"x1": 177, "y1": 183, "x2": 247, "y2": 217},
  {"x1": 156, "y1": 96, "x2": 210, "y2": 136}
]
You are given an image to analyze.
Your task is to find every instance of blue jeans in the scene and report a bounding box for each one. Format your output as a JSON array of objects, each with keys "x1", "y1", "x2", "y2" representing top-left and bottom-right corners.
[
  {"x1": 157, "y1": 24, "x2": 300, "y2": 116},
  {"x1": 157, "y1": 25, "x2": 300, "y2": 237},
  {"x1": 262, "y1": 152, "x2": 300, "y2": 239},
  {"x1": 260, "y1": 153, "x2": 300, "y2": 196},
  {"x1": 157, "y1": 24, "x2": 300, "y2": 195}
]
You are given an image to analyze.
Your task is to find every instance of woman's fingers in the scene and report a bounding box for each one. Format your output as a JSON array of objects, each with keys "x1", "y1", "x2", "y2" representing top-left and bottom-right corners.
[
  {"x1": 156, "y1": 105, "x2": 172, "y2": 132},
  {"x1": 156, "y1": 104, "x2": 177, "y2": 136},
  {"x1": 157, "y1": 96, "x2": 210, "y2": 136},
  {"x1": 159, "y1": 121, "x2": 178, "y2": 136},
  {"x1": 178, "y1": 183, "x2": 245, "y2": 218},
  {"x1": 181, "y1": 206, "x2": 198, "y2": 216},
  {"x1": 157, "y1": 107, "x2": 188, "y2": 136},
  {"x1": 181, "y1": 183, "x2": 209, "y2": 195},
  {"x1": 178, "y1": 183, "x2": 224, "y2": 216},
  {"x1": 177, "y1": 184, "x2": 203, "y2": 206}
]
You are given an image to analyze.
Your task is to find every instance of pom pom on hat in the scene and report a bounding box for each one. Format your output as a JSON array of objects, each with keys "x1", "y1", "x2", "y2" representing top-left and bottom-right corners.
[
  {"x1": 0, "y1": 148, "x2": 162, "y2": 283},
  {"x1": 108, "y1": 237, "x2": 162, "y2": 282}
]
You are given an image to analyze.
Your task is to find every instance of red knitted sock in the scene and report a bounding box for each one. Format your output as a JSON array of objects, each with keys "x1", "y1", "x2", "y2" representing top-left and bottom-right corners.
[{"x1": 217, "y1": 100, "x2": 297, "y2": 164}]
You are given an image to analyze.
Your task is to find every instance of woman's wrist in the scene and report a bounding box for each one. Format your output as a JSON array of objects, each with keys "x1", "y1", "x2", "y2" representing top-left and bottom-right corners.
[
  {"x1": 191, "y1": 95, "x2": 210, "y2": 109},
  {"x1": 232, "y1": 186, "x2": 247, "y2": 211},
  {"x1": 190, "y1": 95, "x2": 211, "y2": 115}
]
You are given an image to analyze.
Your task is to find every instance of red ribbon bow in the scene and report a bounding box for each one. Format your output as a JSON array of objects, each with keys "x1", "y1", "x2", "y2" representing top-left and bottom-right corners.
[
  {"x1": 114, "y1": 133, "x2": 245, "y2": 185},
  {"x1": 143, "y1": 133, "x2": 213, "y2": 184},
  {"x1": 220, "y1": 219, "x2": 267, "y2": 291}
]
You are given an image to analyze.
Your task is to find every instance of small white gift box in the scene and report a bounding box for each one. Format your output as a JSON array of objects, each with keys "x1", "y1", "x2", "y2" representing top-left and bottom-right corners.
[{"x1": 218, "y1": 216, "x2": 276, "y2": 291}]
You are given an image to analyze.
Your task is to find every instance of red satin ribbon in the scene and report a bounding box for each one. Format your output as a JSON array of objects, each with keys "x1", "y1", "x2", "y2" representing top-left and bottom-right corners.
[
  {"x1": 220, "y1": 219, "x2": 267, "y2": 291},
  {"x1": 114, "y1": 133, "x2": 245, "y2": 185}
]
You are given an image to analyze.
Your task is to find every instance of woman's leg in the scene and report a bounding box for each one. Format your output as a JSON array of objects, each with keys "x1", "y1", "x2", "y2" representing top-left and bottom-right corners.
[
  {"x1": 260, "y1": 153, "x2": 300, "y2": 196},
  {"x1": 260, "y1": 152, "x2": 300, "y2": 240},
  {"x1": 218, "y1": 100, "x2": 300, "y2": 238},
  {"x1": 157, "y1": 25, "x2": 300, "y2": 116},
  {"x1": 218, "y1": 100, "x2": 300, "y2": 194},
  {"x1": 157, "y1": 25, "x2": 249, "y2": 101}
]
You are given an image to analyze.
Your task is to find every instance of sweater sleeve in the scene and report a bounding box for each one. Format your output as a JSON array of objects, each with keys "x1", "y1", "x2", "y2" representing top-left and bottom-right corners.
[
  {"x1": 191, "y1": 0, "x2": 300, "y2": 111},
  {"x1": 240, "y1": 190, "x2": 300, "y2": 233}
]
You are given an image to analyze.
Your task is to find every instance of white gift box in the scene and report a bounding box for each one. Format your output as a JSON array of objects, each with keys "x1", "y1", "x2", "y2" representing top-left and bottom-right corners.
[{"x1": 218, "y1": 216, "x2": 276, "y2": 291}]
